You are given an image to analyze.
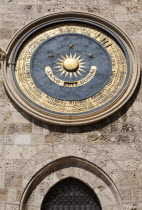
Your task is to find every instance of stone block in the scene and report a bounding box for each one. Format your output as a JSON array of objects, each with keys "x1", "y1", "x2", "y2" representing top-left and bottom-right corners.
[
  {"x1": 14, "y1": 134, "x2": 32, "y2": 145},
  {"x1": 5, "y1": 159, "x2": 26, "y2": 171},
  {"x1": 44, "y1": 135, "x2": 54, "y2": 144},
  {"x1": 4, "y1": 145, "x2": 23, "y2": 159},
  {"x1": 22, "y1": 145, "x2": 37, "y2": 159},
  {"x1": 7, "y1": 188, "x2": 16, "y2": 202},
  {"x1": 0, "y1": 102, "x2": 10, "y2": 112},
  {"x1": 31, "y1": 134, "x2": 44, "y2": 145},
  {"x1": 115, "y1": 13, "x2": 140, "y2": 22},
  {"x1": 116, "y1": 159, "x2": 140, "y2": 171},
  {"x1": 4, "y1": 171, "x2": 22, "y2": 187},
  {"x1": 0, "y1": 28, "x2": 12, "y2": 39},
  {"x1": 7, "y1": 124, "x2": 21, "y2": 135},
  {"x1": 20, "y1": 124, "x2": 32, "y2": 133},
  {"x1": 0, "y1": 188, "x2": 8, "y2": 202},
  {"x1": 0, "y1": 173, "x2": 5, "y2": 188}
]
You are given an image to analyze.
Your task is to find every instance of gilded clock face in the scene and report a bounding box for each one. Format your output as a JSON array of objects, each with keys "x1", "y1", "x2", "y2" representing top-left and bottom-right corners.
[{"x1": 4, "y1": 13, "x2": 139, "y2": 125}]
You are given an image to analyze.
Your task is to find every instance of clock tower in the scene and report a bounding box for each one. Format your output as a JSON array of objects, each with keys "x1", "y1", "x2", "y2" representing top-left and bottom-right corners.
[{"x1": 0, "y1": 3, "x2": 141, "y2": 210}]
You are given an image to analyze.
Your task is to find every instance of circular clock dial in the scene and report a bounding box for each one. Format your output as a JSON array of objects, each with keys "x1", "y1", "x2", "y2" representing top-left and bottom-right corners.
[
  {"x1": 14, "y1": 22, "x2": 128, "y2": 114},
  {"x1": 4, "y1": 13, "x2": 139, "y2": 125}
]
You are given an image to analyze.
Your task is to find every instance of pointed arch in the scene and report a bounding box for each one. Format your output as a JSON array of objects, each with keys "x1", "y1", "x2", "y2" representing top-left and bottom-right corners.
[
  {"x1": 41, "y1": 177, "x2": 102, "y2": 210},
  {"x1": 20, "y1": 156, "x2": 123, "y2": 210}
]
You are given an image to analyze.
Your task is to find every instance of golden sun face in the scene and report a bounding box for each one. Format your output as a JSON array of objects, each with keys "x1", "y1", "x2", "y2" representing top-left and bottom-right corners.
[{"x1": 55, "y1": 53, "x2": 86, "y2": 78}]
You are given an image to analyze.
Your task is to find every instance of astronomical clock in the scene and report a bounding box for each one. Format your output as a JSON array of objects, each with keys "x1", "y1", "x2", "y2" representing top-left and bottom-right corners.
[{"x1": 3, "y1": 12, "x2": 140, "y2": 125}]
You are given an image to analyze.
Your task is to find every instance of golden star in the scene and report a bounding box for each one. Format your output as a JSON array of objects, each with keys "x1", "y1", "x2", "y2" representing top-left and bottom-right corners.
[
  {"x1": 88, "y1": 53, "x2": 94, "y2": 58},
  {"x1": 48, "y1": 53, "x2": 54, "y2": 58},
  {"x1": 68, "y1": 44, "x2": 74, "y2": 49}
]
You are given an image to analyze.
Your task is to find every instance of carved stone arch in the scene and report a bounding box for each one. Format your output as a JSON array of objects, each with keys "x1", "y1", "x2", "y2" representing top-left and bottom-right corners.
[
  {"x1": 20, "y1": 156, "x2": 123, "y2": 210},
  {"x1": 41, "y1": 177, "x2": 102, "y2": 210}
]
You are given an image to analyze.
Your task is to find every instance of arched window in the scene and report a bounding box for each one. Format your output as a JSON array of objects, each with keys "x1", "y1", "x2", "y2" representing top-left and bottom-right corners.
[{"x1": 41, "y1": 177, "x2": 102, "y2": 210}]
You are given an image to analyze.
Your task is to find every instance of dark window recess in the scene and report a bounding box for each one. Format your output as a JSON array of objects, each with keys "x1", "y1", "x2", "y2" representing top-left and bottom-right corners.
[{"x1": 41, "y1": 177, "x2": 102, "y2": 210}]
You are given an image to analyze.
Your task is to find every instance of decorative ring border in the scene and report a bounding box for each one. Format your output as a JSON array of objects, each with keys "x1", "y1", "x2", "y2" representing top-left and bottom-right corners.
[{"x1": 2, "y1": 11, "x2": 140, "y2": 126}]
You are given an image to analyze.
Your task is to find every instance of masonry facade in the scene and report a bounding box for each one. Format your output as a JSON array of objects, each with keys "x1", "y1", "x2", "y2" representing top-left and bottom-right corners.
[{"x1": 0, "y1": 0, "x2": 142, "y2": 210}]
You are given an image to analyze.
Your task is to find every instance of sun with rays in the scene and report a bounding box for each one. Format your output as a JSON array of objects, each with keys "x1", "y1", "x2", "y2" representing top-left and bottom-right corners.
[{"x1": 55, "y1": 53, "x2": 87, "y2": 78}]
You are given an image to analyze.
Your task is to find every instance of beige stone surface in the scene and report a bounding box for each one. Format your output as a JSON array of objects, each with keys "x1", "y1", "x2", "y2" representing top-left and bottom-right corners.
[{"x1": 0, "y1": 0, "x2": 142, "y2": 209}]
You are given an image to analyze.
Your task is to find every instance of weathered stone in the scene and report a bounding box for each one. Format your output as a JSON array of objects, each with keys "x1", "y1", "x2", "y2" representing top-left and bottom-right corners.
[
  {"x1": 0, "y1": 1, "x2": 141, "y2": 210},
  {"x1": 4, "y1": 145, "x2": 23, "y2": 159},
  {"x1": 0, "y1": 28, "x2": 12, "y2": 39},
  {"x1": 4, "y1": 172, "x2": 22, "y2": 187},
  {"x1": 14, "y1": 134, "x2": 32, "y2": 145},
  {"x1": 0, "y1": 188, "x2": 8, "y2": 202}
]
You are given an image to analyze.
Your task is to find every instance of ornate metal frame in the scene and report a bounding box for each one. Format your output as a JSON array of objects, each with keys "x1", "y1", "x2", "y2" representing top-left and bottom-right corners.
[{"x1": 2, "y1": 12, "x2": 140, "y2": 126}]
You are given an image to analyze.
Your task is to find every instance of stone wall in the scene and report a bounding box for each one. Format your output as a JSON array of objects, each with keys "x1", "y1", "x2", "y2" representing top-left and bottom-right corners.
[{"x1": 0, "y1": 0, "x2": 142, "y2": 209}]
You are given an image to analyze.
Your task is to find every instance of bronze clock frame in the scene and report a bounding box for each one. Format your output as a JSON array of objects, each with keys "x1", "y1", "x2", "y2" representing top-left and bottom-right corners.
[{"x1": 2, "y1": 12, "x2": 140, "y2": 126}]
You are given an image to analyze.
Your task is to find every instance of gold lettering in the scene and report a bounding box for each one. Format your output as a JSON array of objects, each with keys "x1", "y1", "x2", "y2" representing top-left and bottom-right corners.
[{"x1": 100, "y1": 38, "x2": 112, "y2": 48}]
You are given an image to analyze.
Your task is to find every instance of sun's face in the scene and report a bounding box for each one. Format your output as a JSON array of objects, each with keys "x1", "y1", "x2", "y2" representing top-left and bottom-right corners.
[{"x1": 55, "y1": 53, "x2": 86, "y2": 78}]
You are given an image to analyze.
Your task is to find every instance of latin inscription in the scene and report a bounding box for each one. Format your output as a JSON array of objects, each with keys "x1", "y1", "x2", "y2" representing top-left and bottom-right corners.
[{"x1": 45, "y1": 66, "x2": 97, "y2": 87}]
